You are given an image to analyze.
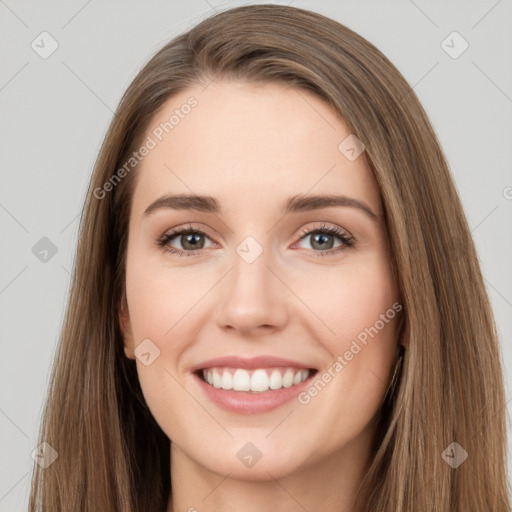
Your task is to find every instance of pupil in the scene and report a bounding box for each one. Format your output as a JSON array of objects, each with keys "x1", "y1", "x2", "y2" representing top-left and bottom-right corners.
[
  {"x1": 312, "y1": 233, "x2": 332, "y2": 250},
  {"x1": 183, "y1": 233, "x2": 203, "y2": 250}
]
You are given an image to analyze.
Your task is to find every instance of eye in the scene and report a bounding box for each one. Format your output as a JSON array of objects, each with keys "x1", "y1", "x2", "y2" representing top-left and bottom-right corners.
[
  {"x1": 294, "y1": 223, "x2": 354, "y2": 257},
  {"x1": 156, "y1": 224, "x2": 215, "y2": 257},
  {"x1": 156, "y1": 222, "x2": 355, "y2": 258}
]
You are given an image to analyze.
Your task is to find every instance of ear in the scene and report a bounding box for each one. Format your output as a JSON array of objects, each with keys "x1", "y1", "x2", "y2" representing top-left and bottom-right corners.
[{"x1": 118, "y1": 292, "x2": 135, "y2": 360}]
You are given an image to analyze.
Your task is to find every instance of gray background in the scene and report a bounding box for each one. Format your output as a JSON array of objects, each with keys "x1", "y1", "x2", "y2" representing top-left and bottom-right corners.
[{"x1": 1, "y1": 0, "x2": 511, "y2": 509}]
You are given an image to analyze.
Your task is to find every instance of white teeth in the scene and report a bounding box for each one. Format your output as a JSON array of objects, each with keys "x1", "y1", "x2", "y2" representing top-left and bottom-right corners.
[
  {"x1": 250, "y1": 369, "x2": 269, "y2": 392},
  {"x1": 212, "y1": 369, "x2": 222, "y2": 388},
  {"x1": 221, "y1": 371, "x2": 233, "y2": 390},
  {"x1": 282, "y1": 369, "x2": 294, "y2": 388},
  {"x1": 233, "y1": 369, "x2": 251, "y2": 391},
  {"x1": 269, "y1": 369, "x2": 282, "y2": 390},
  {"x1": 202, "y1": 369, "x2": 215, "y2": 385},
  {"x1": 201, "y1": 367, "x2": 311, "y2": 392}
]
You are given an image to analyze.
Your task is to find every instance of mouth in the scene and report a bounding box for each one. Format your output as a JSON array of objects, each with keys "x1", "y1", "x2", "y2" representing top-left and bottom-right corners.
[
  {"x1": 195, "y1": 366, "x2": 318, "y2": 393},
  {"x1": 190, "y1": 355, "x2": 319, "y2": 414}
]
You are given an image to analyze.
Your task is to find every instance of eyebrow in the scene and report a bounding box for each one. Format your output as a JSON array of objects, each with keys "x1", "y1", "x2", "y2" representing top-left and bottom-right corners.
[{"x1": 143, "y1": 193, "x2": 380, "y2": 221}]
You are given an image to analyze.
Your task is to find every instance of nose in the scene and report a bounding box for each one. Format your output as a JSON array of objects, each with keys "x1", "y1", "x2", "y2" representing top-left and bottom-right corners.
[{"x1": 214, "y1": 240, "x2": 289, "y2": 337}]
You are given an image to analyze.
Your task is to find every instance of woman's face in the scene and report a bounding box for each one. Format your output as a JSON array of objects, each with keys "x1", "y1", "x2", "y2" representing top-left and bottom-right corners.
[{"x1": 119, "y1": 80, "x2": 401, "y2": 480}]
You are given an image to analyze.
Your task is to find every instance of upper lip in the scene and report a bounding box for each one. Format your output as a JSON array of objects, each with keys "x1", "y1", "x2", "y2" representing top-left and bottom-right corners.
[{"x1": 190, "y1": 355, "x2": 316, "y2": 373}]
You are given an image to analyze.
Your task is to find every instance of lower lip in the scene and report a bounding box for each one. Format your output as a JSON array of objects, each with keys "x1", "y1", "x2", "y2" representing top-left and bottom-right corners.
[{"x1": 193, "y1": 371, "x2": 316, "y2": 415}]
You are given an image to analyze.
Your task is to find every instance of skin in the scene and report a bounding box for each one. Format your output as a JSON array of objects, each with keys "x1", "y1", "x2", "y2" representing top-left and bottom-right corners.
[{"x1": 119, "y1": 80, "x2": 402, "y2": 512}]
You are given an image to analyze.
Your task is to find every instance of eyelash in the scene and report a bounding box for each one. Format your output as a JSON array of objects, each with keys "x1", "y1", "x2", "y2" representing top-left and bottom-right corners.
[{"x1": 156, "y1": 223, "x2": 355, "y2": 258}]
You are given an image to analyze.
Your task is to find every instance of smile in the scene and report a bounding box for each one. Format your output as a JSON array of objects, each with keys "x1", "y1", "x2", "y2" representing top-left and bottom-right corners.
[
  {"x1": 190, "y1": 355, "x2": 318, "y2": 414},
  {"x1": 200, "y1": 367, "x2": 312, "y2": 393}
]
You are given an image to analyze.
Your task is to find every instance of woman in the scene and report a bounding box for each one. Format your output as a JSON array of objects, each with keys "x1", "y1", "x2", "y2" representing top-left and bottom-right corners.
[{"x1": 29, "y1": 4, "x2": 511, "y2": 511}]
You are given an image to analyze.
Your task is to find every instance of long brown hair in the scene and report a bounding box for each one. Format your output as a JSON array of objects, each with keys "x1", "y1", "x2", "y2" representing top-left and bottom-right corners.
[{"x1": 29, "y1": 4, "x2": 511, "y2": 510}]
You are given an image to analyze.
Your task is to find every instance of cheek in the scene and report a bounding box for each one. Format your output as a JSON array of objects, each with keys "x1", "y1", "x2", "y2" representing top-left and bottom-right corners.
[
  {"x1": 293, "y1": 254, "x2": 398, "y2": 349},
  {"x1": 295, "y1": 254, "x2": 400, "y2": 410},
  {"x1": 124, "y1": 251, "x2": 201, "y2": 342},
  {"x1": 124, "y1": 259, "x2": 199, "y2": 438}
]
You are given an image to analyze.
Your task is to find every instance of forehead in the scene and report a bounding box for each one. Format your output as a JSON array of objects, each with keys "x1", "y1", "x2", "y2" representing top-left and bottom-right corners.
[{"x1": 130, "y1": 80, "x2": 381, "y2": 219}]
